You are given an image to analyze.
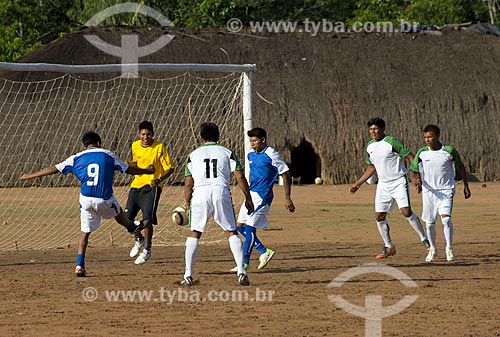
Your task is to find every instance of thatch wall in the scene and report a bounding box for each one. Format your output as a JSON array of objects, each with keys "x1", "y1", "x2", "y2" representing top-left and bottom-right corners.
[{"x1": 2, "y1": 27, "x2": 499, "y2": 184}]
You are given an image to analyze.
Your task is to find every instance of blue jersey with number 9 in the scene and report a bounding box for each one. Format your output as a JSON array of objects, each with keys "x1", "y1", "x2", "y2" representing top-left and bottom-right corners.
[{"x1": 55, "y1": 148, "x2": 128, "y2": 199}]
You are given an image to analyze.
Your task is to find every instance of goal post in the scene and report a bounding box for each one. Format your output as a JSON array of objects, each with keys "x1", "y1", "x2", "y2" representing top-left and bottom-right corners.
[{"x1": 0, "y1": 62, "x2": 256, "y2": 251}]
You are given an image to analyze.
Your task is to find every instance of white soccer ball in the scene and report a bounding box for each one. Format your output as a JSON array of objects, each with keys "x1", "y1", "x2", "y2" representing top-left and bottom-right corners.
[
  {"x1": 315, "y1": 177, "x2": 324, "y2": 185},
  {"x1": 172, "y1": 206, "x2": 188, "y2": 226}
]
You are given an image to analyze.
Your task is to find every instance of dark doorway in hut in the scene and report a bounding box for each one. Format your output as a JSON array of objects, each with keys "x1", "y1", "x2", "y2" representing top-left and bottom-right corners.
[{"x1": 290, "y1": 139, "x2": 320, "y2": 184}]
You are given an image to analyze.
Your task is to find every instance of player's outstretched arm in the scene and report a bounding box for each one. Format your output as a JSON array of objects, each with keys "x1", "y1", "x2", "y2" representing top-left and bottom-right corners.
[
  {"x1": 20, "y1": 165, "x2": 59, "y2": 180},
  {"x1": 125, "y1": 165, "x2": 155, "y2": 175},
  {"x1": 233, "y1": 170, "x2": 254, "y2": 214},
  {"x1": 458, "y1": 163, "x2": 471, "y2": 199},
  {"x1": 349, "y1": 165, "x2": 376, "y2": 194},
  {"x1": 281, "y1": 171, "x2": 295, "y2": 213}
]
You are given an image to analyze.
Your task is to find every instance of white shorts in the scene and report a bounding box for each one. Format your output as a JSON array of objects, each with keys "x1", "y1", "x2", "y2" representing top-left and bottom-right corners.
[
  {"x1": 375, "y1": 176, "x2": 410, "y2": 213},
  {"x1": 237, "y1": 191, "x2": 271, "y2": 229},
  {"x1": 421, "y1": 189, "x2": 454, "y2": 224},
  {"x1": 80, "y1": 194, "x2": 121, "y2": 233},
  {"x1": 189, "y1": 187, "x2": 236, "y2": 232}
]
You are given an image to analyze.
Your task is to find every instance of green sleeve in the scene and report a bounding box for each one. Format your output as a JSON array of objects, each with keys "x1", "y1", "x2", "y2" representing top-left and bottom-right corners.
[
  {"x1": 365, "y1": 152, "x2": 372, "y2": 165},
  {"x1": 443, "y1": 145, "x2": 463, "y2": 171},
  {"x1": 365, "y1": 140, "x2": 374, "y2": 165},
  {"x1": 184, "y1": 156, "x2": 192, "y2": 176},
  {"x1": 410, "y1": 147, "x2": 427, "y2": 172},
  {"x1": 231, "y1": 151, "x2": 243, "y2": 171},
  {"x1": 386, "y1": 136, "x2": 411, "y2": 158}
]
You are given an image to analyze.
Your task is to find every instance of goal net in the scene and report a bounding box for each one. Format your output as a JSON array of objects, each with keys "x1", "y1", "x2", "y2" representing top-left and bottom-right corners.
[{"x1": 0, "y1": 62, "x2": 255, "y2": 251}]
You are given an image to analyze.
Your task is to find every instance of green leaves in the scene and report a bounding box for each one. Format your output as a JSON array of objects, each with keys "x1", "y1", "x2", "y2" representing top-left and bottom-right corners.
[
  {"x1": 0, "y1": 0, "x2": 73, "y2": 62},
  {"x1": 350, "y1": 0, "x2": 494, "y2": 25}
]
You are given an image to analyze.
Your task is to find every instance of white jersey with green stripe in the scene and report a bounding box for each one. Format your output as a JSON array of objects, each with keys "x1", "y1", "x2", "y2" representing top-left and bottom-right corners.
[
  {"x1": 410, "y1": 144, "x2": 462, "y2": 191},
  {"x1": 365, "y1": 135, "x2": 411, "y2": 183},
  {"x1": 185, "y1": 142, "x2": 243, "y2": 189}
]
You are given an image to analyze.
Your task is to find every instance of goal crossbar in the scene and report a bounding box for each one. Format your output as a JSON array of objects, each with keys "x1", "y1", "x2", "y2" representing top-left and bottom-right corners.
[{"x1": 0, "y1": 62, "x2": 257, "y2": 74}]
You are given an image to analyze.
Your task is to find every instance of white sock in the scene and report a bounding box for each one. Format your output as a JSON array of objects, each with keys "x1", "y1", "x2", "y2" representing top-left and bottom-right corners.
[
  {"x1": 426, "y1": 222, "x2": 437, "y2": 250},
  {"x1": 442, "y1": 216, "x2": 453, "y2": 250},
  {"x1": 376, "y1": 220, "x2": 393, "y2": 248},
  {"x1": 228, "y1": 234, "x2": 245, "y2": 275},
  {"x1": 184, "y1": 237, "x2": 199, "y2": 279},
  {"x1": 406, "y1": 213, "x2": 427, "y2": 241}
]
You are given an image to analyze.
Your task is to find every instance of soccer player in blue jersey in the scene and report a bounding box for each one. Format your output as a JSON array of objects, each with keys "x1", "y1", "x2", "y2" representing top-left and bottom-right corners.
[
  {"x1": 232, "y1": 127, "x2": 295, "y2": 272},
  {"x1": 20, "y1": 131, "x2": 154, "y2": 277},
  {"x1": 349, "y1": 118, "x2": 429, "y2": 258}
]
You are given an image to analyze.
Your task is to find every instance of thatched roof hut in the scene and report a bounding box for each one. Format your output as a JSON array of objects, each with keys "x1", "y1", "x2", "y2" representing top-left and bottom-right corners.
[{"x1": 3, "y1": 26, "x2": 500, "y2": 184}]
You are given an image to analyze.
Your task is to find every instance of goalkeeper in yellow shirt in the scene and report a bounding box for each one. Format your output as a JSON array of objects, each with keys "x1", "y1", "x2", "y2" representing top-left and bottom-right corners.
[{"x1": 126, "y1": 121, "x2": 174, "y2": 265}]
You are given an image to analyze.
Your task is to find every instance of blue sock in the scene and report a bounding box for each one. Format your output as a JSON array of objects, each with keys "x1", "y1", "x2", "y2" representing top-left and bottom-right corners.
[
  {"x1": 144, "y1": 243, "x2": 151, "y2": 252},
  {"x1": 254, "y1": 236, "x2": 267, "y2": 254},
  {"x1": 76, "y1": 253, "x2": 85, "y2": 268},
  {"x1": 243, "y1": 226, "x2": 256, "y2": 265},
  {"x1": 126, "y1": 220, "x2": 136, "y2": 233}
]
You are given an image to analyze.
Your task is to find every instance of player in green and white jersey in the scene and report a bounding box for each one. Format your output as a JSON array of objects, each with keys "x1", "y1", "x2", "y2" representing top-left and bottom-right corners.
[
  {"x1": 181, "y1": 122, "x2": 254, "y2": 287},
  {"x1": 410, "y1": 124, "x2": 471, "y2": 262},
  {"x1": 349, "y1": 117, "x2": 429, "y2": 259}
]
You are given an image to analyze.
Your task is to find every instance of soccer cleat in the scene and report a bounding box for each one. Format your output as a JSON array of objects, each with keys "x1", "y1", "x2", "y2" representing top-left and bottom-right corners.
[
  {"x1": 129, "y1": 234, "x2": 145, "y2": 258},
  {"x1": 75, "y1": 266, "x2": 86, "y2": 277},
  {"x1": 230, "y1": 263, "x2": 250, "y2": 273},
  {"x1": 257, "y1": 248, "x2": 275, "y2": 270},
  {"x1": 180, "y1": 276, "x2": 194, "y2": 287},
  {"x1": 134, "y1": 249, "x2": 151, "y2": 265},
  {"x1": 375, "y1": 246, "x2": 396, "y2": 259},
  {"x1": 446, "y1": 248, "x2": 456, "y2": 262},
  {"x1": 425, "y1": 248, "x2": 437, "y2": 262},
  {"x1": 423, "y1": 239, "x2": 431, "y2": 250},
  {"x1": 238, "y1": 273, "x2": 250, "y2": 286}
]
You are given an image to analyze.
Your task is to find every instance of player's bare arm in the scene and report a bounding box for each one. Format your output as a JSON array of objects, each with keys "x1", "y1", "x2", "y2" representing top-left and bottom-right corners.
[
  {"x1": 349, "y1": 165, "x2": 376, "y2": 193},
  {"x1": 459, "y1": 163, "x2": 471, "y2": 199},
  {"x1": 405, "y1": 152, "x2": 415, "y2": 164},
  {"x1": 233, "y1": 170, "x2": 254, "y2": 214},
  {"x1": 20, "y1": 165, "x2": 59, "y2": 180},
  {"x1": 281, "y1": 171, "x2": 295, "y2": 213},
  {"x1": 409, "y1": 170, "x2": 422, "y2": 193},
  {"x1": 151, "y1": 167, "x2": 174, "y2": 187},
  {"x1": 184, "y1": 175, "x2": 194, "y2": 216},
  {"x1": 125, "y1": 165, "x2": 155, "y2": 175}
]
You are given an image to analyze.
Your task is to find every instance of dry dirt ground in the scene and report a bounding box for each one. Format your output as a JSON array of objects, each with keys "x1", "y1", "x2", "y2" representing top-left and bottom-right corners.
[{"x1": 0, "y1": 182, "x2": 499, "y2": 336}]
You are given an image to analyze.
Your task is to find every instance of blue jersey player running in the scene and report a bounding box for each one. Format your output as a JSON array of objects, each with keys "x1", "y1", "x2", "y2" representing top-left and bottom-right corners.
[
  {"x1": 20, "y1": 131, "x2": 154, "y2": 277},
  {"x1": 232, "y1": 127, "x2": 295, "y2": 272}
]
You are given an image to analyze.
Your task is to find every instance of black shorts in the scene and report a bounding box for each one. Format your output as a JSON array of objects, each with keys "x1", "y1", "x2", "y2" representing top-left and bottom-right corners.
[{"x1": 124, "y1": 185, "x2": 162, "y2": 225}]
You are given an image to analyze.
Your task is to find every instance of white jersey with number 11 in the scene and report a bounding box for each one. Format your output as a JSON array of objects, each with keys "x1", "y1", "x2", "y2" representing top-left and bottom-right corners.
[{"x1": 185, "y1": 142, "x2": 243, "y2": 189}]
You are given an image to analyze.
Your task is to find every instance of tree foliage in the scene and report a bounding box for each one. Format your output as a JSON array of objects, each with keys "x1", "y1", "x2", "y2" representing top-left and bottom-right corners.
[
  {"x1": 351, "y1": 0, "x2": 493, "y2": 25},
  {"x1": 0, "y1": 0, "x2": 498, "y2": 62},
  {"x1": 0, "y1": 0, "x2": 73, "y2": 61}
]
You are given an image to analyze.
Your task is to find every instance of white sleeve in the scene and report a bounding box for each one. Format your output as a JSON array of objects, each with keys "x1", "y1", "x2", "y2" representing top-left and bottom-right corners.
[
  {"x1": 107, "y1": 150, "x2": 128, "y2": 173},
  {"x1": 55, "y1": 155, "x2": 75, "y2": 174},
  {"x1": 267, "y1": 148, "x2": 289, "y2": 174}
]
